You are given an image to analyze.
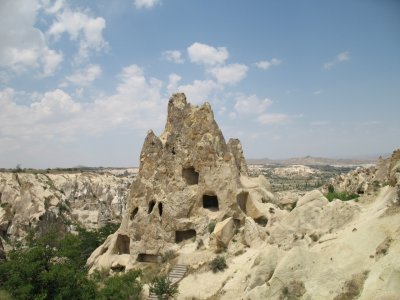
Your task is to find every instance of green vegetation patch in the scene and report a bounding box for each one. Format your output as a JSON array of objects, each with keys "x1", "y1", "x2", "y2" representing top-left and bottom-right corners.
[{"x1": 325, "y1": 185, "x2": 359, "y2": 202}]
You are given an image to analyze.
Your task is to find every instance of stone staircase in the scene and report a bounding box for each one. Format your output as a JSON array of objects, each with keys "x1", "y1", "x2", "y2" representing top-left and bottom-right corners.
[{"x1": 149, "y1": 264, "x2": 188, "y2": 299}]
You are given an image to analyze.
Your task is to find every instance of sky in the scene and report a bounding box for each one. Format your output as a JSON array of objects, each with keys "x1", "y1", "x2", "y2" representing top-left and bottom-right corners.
[{"x1": 0, "y1": 0, "x2": 399, "y2": 168}]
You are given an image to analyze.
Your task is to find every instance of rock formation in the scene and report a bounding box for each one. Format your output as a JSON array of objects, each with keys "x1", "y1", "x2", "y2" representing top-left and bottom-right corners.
[
  {"x1": 0, "y1": 171, "x2": 132, "y2": 242},
  {"x1": 87, "y1": 93, "x2": 273, "y2": 272}
]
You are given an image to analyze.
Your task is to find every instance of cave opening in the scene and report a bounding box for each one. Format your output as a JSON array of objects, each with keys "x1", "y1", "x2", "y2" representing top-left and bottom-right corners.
[
  {"x1": 175, "y1": 229, "x2": 196, "y2": 243},
  {"x1": 136, "y1": 253, "x2": 159, "y2": 263},
  {"x1": 148, "y1": 201, "x2": 156, "y2": 214},
  {"x1": 202, "y1": 194, "x2": 219, "y2": 211},
  {"x1": 115, "y1": 234, "x2": 130, "y2": 254},
  {"x1": 182, "y1": 167, "x2": 199, "y2": 185},
  {"x1": 130, "y1": 207, "x2": 138, "y2": 221},
  {"x1": 158, "y1": 202, "x2": 163, "y2": 217}
]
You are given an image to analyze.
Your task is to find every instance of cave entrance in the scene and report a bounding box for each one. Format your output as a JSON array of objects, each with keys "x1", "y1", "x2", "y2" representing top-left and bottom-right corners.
[
  {"x1": 158, "y1": 202, "x2": 163, "y2": 217},
  {"x1": 182, "y1": 167, "x2": 199, "y2": 185},
  {"x1": 136, "y1": 253, "x2": 159, "y2": 263},
  {"x1": 203, "y1": 194, "x2": 219, "y2": 211},
  {"x1": 148, "y1": 201, "x2": 156, "y2": 214},
  {"x1": 130, "y1": 207, "x2": 138, "y2": 221},
  {"x1": 237, "y1": 191, "x2": 248, "y2": 213},
  {"x1": 175, "y1": 229, "x2": 196, "y2": 243},
  {"x1": 115, "y1": 234, "x2": 130, "y2": 254},
  {"x1": 254, "y1": 216, "x2": 268, "y2": 227}
]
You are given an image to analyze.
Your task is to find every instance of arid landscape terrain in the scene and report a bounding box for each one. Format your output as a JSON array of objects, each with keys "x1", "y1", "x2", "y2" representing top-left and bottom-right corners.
[{"x1": 1, "y1": 94, "x2": 399, "y2": 299}]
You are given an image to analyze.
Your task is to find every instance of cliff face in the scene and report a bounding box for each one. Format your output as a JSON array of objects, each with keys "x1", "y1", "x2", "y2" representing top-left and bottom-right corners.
[
  {"x1": 0, "y1": 171, "x2": 132, "y2": 242},
  {"x1": 87, "y1": 93, "x2": 274, "y2": 273}
]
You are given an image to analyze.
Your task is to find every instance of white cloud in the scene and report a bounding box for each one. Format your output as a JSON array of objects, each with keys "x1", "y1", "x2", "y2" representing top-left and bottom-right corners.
[
  {"x1": 0, "y1": 0, "x2": 63, "y2": 76},
  {"x1": 234, "y1": 94, "x2": 272, "y2": 115},
  {"x1": 134, "y1": 0, "x2": 161, "y2": 9},
  {"x1": 167, "y1": 73, "x2": 182, "y2": 93},
  {"x1": 209, "y1": 63, "x2": 248, "y2": 85},
  {"x1": 257, "y1": 113, "x2": 290, "y2": 125},
  {"x1": 41, "y1": 48, "x2": 63, "y2": 77},
  {"x1": 48, "y1": 8, "x2": 107, "y2": 61},
  {"x1": 0, "y1": 65, "x2": 166, "y2": 149},
  {"x1": 162, "y1": 50, "x2": 184, "y2": 64},
  {"x1": 324, "y1": 51, "x2": 350, "y2": 70},
  {"x1": 66, "y1": 64, "x2": 102, "y2": 86},
  {"x1": 42, "y1": 0, "x2": 65, "y2": 14},
  {"x1": 187, "y1": 42, "x2": 229, "y2": 66},
  {"x1": 255, "y1": 58, "x2": 282, "y2": 70},
  {"x1": 177, "y1": 79, "x2": 220, "y2": 104}
]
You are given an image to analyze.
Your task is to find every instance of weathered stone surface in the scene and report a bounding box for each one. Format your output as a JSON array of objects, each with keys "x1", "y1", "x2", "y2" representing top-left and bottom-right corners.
[
  {"x1": 87, "y1": 93, "x2": 274, "y2": 273},
  {"x1": 244, "y1": 217, "x2": 263, "y2": 247},
  {"x1": 210, "y1": 217, "x2": 234, "y2": 249},
  {"x1": 0, "y1": 171, "x2": 131, "y2": 242}
]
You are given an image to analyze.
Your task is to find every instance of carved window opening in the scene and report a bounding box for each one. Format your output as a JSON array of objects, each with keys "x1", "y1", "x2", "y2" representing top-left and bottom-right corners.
[
  {"x1": 148, "y1": 201, "x2": 156, "y2": 214},
  {"x1": 175, "y1": 229, "x2": 196, "y2": 243},
  {"x1": 130, "y1": 207, "x2": 138, "y2": 220},
  {"x1": 237, "y1": 191, "x2": 249, "y2": 213},
  {"x1": 182, "y1": 167, "x2": 199, "y2": 185},
  {"x1": 115, "y1": 234, "x2": 130, "y2": 254},
  {"x1": 254, "y1": 216, "x2": 268, "y2": 227},
  {"x1": 158, "y1": 202, "x2": 163, "y2": 217},
  {"x1": 136, "y1": 253, "x2": 159, "y2": 263},
  {"x1": 203, "y1": 194, "x2": 219, "y2": 211}
]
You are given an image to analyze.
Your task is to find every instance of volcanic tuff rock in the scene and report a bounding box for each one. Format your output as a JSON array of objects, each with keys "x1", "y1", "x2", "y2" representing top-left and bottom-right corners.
[
  {"x1": 0, "y1": 172, "x2": 131, "y2": 242},
  {"x1": 87, "y1": 93, "x2": 273, "y2": 272}
]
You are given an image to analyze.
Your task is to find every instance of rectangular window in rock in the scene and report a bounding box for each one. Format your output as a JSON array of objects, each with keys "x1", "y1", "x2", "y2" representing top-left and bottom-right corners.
[
  {"x1": 136, "y1": 253, "x2": 159, "y2": 263},
  {"x1": 182, "y1": 166, "x2": 199, "y2": 185},
  {"x1": 175, "y1": 229, "x2": 196, "y2": 243},
  {"x1": 203, "y1": 194, "x2": 219, "y2": 211}
]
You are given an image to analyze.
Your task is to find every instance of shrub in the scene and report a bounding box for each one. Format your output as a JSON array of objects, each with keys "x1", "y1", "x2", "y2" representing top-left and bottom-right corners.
[
  {"x1": 208, "y1": 221, "x2": 216, "y2": 233},
  {"x1": 210, "y1": 256, "x2": 227, "y2": 273},
  {"x1": 325, "y1": 191, "x2": 359, "y2": 202},
  {"x1": 98, "y1": 270, "x2": 142, "y2": 300},
  {"x1": 149, "y1": 276, "x2": 178, "y2": 300}
]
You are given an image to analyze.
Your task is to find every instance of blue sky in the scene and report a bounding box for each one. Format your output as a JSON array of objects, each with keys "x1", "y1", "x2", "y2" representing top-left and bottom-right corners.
[{"x1": 0, "y1": 0, "x2": 399, "y2": 168}]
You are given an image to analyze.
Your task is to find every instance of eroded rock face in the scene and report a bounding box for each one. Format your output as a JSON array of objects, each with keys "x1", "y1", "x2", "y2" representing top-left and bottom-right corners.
[
  {"x1": 87, "y1": 93, "x2": 274, "y2": 273},
  {"x1": 327, "y1": 149, "x2": 400, "y2": 197},
  {"x1": 0, "y1": 172, "x2": 131, "y2": 242}
]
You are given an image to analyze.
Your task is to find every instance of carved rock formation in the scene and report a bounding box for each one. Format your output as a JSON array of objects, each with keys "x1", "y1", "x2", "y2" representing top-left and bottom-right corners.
[{"x1": 87, "y1": 93, "x2": 273, "y2": 273}]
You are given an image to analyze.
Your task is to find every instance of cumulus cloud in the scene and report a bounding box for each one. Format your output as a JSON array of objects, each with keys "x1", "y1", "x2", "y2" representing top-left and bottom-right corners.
[
  {"x1": 234, "y1": 94, "x2": 272, "y2": 115},
  {"x1": 134, "y1": 0, "x2": 161, "y2": 9},
  {"x1": 255, "y1": 58, "x2": 282, "y2": 70},
  {"x1": 162, "y1": 50, "x2": 184, "y2": 64},
  {"x1": 0, "y1": 65, "x2": 166, "y2": 152},
  {"x1": 0, "y1": 0, "x2": 63, "y2": 77},
  {"x1": 324, "y1": 51, "x2": 350, "y2": 70},
  {"x1": 167, "y1": 73, "x2": 182, "y2": 93},
  {"x1": 208, "y1": 63, "x2": 248, "y2": 85},
  {"x1": 187, "y1": 42, "x2": 229, "y2": 66},
  {"x1": 66, "y1": 64, "x2": 102, "y2": 86},
  {"x1": 48, "y1": 7, "x2": 107, "y2": 61},
  {"x1": 177, "y1": 80, "x2": 220, "y2": 104}
]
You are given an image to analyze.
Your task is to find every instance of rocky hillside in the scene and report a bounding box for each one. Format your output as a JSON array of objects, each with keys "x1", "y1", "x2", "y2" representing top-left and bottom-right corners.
[
  {"x1": 86, "y1": 94, "x2": 399, "y2": 299},
  {"x1": 176, "y1": 150, "x2": 400, "y2": 299},
  {"x1": 0, "y1": 170, "x2": 134, "y2": 243}
]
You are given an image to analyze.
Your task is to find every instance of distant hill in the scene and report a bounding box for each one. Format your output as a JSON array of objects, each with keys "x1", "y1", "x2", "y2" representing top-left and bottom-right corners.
[{"x1": 247, "y1": 155, "x2": 380, "y2": 166}]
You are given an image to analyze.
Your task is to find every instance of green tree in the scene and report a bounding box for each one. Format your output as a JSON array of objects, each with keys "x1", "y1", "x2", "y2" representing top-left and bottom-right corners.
[
  {"x1": 98, "y1": 270, "x2": 142, "y2": 300},
  {"x1": 0, "y1": 234, "x2": 97, "y2": 300},
  {"x1": 149, "y1": 276, "x2": 178, "y2": 300}
]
